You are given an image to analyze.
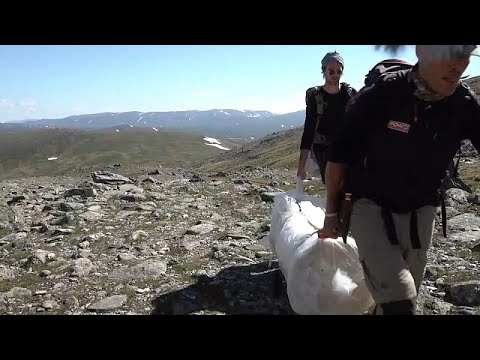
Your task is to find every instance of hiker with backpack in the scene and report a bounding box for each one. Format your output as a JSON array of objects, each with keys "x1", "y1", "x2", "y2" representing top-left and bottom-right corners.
[
  {"x1": 297, "y1": 51, "x2": 357, "y2": 185},
  {"x1": 318, "y1": 45, "x2": 480, "y2": 315}
]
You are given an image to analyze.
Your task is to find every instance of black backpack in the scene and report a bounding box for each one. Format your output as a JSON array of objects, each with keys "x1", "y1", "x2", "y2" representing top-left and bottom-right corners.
[
  {"x1": 346, "y1": 59, "x2": 414, "y2": 110},
  {"x1": 363, "y1": 58, "x2": 414, "y2": 87},
  {"x1": 347, "y1": 59, "x2": 469, "y2": 238}
]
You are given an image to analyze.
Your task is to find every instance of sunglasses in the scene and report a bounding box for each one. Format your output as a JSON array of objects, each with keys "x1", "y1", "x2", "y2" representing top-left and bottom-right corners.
[{"x1": 328, "y1": 69, "x2": 343, "y2": 75}]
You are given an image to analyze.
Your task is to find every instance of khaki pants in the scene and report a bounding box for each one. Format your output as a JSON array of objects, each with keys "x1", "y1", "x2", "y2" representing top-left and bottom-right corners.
[{"x1": 350, "y1": 198, "x2": 436, "y2": 312}]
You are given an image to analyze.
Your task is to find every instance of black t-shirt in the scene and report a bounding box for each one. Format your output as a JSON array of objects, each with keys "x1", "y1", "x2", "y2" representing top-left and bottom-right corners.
[
  {"x1": 300, "y1": 85, "x2": 354, "y2": 150},
  {"x1": 327, "y1": 69, "x2": 480, "y2": 212}
]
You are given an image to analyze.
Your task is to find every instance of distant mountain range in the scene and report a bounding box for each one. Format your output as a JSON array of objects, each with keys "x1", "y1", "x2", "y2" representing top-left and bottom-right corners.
[
  {"x1": 3, "y1": 75, "x2": 479, "y2": 139},
  {"x1": 0, "y1": 109, "x2": 306, "y2": 139}
]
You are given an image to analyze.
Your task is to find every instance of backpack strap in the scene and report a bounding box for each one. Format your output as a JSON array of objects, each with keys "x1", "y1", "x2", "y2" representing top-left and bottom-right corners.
[
  {"x1": 441, "y1": 195, "x2": 447, "y2": 238},
  {"x1": 453, "y1": 148, "x2": 462, "y2": 177},
  {"x1": 305, "y1": 86, "x2": 326, "y2": 146},
  {"x1": 341, "y1": 82, "x2": 356, "y2": 98},
  {"x1": 305, "y1": 86, "x2": 321, "y2": 105},
  {"x1": 381, "y1": 207, "x2": 422, "y2": 249},
  {"x1": 312, "y1": 90, "x2": 326, "y2": 145},
  {"x1": 437, "y1": 87, "x2": 474, "y2": 238}
]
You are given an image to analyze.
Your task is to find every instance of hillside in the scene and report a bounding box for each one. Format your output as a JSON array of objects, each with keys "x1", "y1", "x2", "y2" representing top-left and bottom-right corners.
[
  {"x1": 195, "y1": 127, "x2": 303, "y2": 173},
  {"x1": 0, "y1": 121, "x2": 479, "y2": 316},
  {"x1": 0, "y1": 157, "x2": 479, "y2": 316},
  {"x1": 0, "y1": 128, "x2": 245, "y2": 180}
]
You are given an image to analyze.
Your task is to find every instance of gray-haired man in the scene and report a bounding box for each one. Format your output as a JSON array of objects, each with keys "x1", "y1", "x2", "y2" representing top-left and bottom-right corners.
[{"x1": 319, "y1": 45, "x2": 480, "y2": 315}]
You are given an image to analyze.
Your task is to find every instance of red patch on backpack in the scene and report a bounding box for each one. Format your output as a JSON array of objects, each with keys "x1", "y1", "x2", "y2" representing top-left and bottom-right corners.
[{"x1": 387, "y1": 121, "x2": 410, "y2": 133}]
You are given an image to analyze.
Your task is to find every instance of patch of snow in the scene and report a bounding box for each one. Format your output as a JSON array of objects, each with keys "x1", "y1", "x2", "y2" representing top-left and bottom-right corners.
[
  {"x1": 203, "y1": 137, "x2": 221, "y2": 145},
  {"x1": 205, "y1": 143, "x2": 230, "y2": 151}
]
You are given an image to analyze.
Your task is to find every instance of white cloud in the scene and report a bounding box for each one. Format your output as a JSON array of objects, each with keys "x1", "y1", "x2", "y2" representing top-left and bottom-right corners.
[
  {"x1": 16, "y1": 99, "x2": 39, "y2": 116},
  {"x1": 0, "y1": 99, "x2": 13, "y2": 108},
  {"x1": 0, "y1": 98, "x2": 42, "y2": 121},
  {"x1": 0, "y1": 98, "x2": 39, "y2": 111},
  {"x1": 17, "y1": 99, "x2": 38, "y2": 107}
]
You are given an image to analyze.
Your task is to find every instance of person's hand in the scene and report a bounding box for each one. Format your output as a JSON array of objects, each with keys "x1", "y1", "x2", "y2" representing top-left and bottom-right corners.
[
  {"x1": 317, "y1": 214, "x2": 339, "y2": 239},
  {"x1": 297, "y1": 167, "x2": 306, "y2": 180}
]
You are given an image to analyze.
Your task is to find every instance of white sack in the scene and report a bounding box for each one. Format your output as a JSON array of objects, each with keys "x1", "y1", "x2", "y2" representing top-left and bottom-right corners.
[{"x1": 264, "y1": 180, "x2": 374, "y2": 315}]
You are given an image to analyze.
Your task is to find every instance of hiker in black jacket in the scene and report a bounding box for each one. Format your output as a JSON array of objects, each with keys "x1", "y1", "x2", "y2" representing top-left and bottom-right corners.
[
  {"x1": 297, "y1": 51, "x2": 357, "y2": 184},
  {"x1": 318, "y1": 45, "x2": 480, "y2": 315}
]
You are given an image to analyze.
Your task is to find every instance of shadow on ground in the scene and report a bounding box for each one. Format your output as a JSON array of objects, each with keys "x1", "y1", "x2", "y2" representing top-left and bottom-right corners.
[{"x1": 151, "y1": 260, "x2": 296, "y2": 315}]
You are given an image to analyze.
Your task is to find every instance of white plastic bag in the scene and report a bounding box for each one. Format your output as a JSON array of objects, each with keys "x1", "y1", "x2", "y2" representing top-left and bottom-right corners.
[
  {"x1": 304, "y1": 151, "x2": 321, "y2": 178},
  {"x1": 263, "y1": 179, "x2": 374, "y2": 315}
]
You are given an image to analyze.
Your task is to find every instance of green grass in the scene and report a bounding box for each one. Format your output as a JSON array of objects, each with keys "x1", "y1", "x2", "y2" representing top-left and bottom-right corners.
[
  {"x1": 443, "y1": 270, "x2": 477, "y2": 283},
  {"x1": 456, "y1": 248, "x2": 480, "y2": 263},
  {"x1": 0, "y1": 273, "x2": 43, "y2": 293},
  {"x1": 171, "y1": 257, "x2": 212, "y2": 281},
  {"x1": 459, "y1": 160, "x2": 480, "y2": 194},
  {"x1": 3, "y1": 125, "x2": 479, "y2": 193},
  {"x1": 0, "y1": 128, "x2": 237, "y2": 180},
  {"x1": 304, "y1": 181, "x2": 326, "y2": 197},
  {"x1": 198, "y1": 128, "x2": 302, "y2": 173},
  {"x1": 423, "y1": 299, "x2": 437, "y2": 312},
  {"x1": 0, "y1": 228, "x2": 10, "y2": 238},
  {"x1": 118, "y1": 286, "x2": 137, "y2": 299},
  {"x1": 457, "y1": 160, "x2": 480, "y2": 215}
]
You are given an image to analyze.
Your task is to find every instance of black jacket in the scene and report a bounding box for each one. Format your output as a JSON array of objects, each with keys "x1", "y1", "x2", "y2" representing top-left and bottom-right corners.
[{"x1": 327, "y1": 69, "x2": 480, "y2": 213}]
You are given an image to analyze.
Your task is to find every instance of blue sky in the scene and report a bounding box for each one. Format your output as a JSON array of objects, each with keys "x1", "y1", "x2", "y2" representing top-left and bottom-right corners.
[{"x1": 1, "y1": 45, "x2": 479, "y2": 122}]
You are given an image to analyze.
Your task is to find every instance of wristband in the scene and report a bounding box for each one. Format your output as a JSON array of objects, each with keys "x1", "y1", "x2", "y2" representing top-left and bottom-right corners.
[{"x1": 325, "y1": 212, "x2": 337, "y2": 218}]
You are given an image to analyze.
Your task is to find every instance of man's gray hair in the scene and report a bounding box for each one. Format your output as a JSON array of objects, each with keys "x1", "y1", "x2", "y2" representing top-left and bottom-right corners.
[
  {"x1": 375, "y1": 45, "x2": 479, "y2": 60},
  {"x1": 421, "y1": 45, "x2": 479, "y2": 60}
]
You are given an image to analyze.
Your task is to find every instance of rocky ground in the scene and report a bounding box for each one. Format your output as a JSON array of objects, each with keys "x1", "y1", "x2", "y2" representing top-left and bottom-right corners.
[{"x1": 0, "y1": 161, "x2": 479, "y2": 315}]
